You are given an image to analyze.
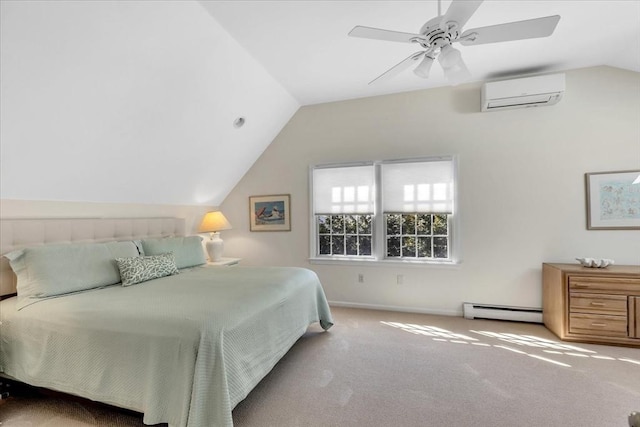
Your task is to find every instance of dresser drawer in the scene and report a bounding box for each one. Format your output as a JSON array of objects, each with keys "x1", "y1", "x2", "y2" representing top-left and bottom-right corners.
[
  {"x1": 569, "y1": 313, "x2": 628, "y2": 337},
  {"x1": 569, "y1": 293, "x2": 628, "y2": 315},
  {"x1": 569, "y1": 276, "x2": 640, "y2": 294}
]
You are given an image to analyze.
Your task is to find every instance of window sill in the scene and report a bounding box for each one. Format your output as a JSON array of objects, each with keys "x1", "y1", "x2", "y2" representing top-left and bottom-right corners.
[{"x1": 308, "y1": 257, "x2": 461, "y2": 269}]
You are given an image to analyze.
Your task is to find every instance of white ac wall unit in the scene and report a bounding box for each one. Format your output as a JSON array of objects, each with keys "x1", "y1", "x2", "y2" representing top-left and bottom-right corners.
[{"x1": 481, "y1": 73, "x2": 565, "y2": 112}]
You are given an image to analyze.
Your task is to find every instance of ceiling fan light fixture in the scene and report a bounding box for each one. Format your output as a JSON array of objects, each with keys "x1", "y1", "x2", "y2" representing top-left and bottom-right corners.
[
  {"x1": 438, "y1": 43, "x2": 462, "y2": 69},
  {"x1": 413, "y1": 55, "x2": 434, "y2": 78},
  {"x1": 443, "y1": 60, "x2": 472, "y2": 85}
]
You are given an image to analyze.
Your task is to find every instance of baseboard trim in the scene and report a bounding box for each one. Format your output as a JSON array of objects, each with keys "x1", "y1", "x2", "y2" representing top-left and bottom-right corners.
[{"x1": 328, "y1": 300, "x2": 462, "y2": 317}]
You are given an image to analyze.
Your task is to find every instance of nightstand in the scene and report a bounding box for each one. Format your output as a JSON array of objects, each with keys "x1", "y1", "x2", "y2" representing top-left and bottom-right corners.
[{"x1": 207, "y1": 257, "x2": 241, "y2": 267}]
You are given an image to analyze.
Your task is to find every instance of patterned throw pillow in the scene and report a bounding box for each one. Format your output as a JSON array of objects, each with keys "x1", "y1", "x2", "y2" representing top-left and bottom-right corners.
[{"x1": 116, "y1": 252, "x2": 179, "y2": 287}]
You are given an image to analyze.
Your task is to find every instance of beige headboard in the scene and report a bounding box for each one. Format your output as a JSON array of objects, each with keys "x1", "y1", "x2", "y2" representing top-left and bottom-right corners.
[{"x1": 0, "y1": 217, "x2": 186, "y2": 297}]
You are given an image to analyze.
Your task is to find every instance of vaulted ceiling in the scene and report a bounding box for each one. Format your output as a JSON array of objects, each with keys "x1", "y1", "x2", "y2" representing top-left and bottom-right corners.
[{"x1": 1, "y1": 1, "x2": 638, "y2": 207}]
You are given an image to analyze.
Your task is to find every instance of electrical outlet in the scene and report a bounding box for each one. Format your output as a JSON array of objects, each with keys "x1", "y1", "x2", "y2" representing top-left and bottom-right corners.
[
  {"x1": 358, "y1": 274, "x2": 364, "y2": 283},
  {"x1": 397, "y1": 274, "x2": 404, "y2": 285}
]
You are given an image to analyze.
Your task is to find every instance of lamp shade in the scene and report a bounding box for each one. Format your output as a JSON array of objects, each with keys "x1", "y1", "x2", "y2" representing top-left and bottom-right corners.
[
  {"x1": 442, "y1": 57, "x2": 471, "y2": 85},
  {"x1": 198, "y1": 211, "x2": 232, "y2": 233},
  {"x1": 413, "y1": 55, "x2": 434, "y2": 78},
  {"x1": 438, "y1": 44, "x2": 462, "y2": 69}
]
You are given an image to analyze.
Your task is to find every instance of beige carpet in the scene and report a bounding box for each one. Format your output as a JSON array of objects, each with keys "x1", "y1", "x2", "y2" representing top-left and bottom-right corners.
[{"x1": 1, "y1": 306, "x2": 638, "y2": 426}]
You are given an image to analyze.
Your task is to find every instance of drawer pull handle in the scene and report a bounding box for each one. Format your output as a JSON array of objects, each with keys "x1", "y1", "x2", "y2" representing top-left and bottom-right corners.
[
  {"x1": 591, "y1": 322, "x2": 607, "y2": 327},
  {"x1": 590, "y1": 302, "x2": 606, "y2": 307}
]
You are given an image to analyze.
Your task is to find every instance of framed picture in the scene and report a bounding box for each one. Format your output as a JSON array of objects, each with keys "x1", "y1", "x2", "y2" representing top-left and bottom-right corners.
[
  {"x1": 585, "y1": 170, "x2": 640, "y2": 230},
  {"x1": 249, "y1": 194, "x2": 291, "y2": 231}
]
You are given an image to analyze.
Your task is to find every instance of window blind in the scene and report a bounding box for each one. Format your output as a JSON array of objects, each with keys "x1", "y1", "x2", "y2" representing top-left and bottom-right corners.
[
  {"x1": 382, "y1": 159, "x2": 454, "y2": 214},
  {"x1": 313, "y1": 165, "x2": 375, "y2": 214}
]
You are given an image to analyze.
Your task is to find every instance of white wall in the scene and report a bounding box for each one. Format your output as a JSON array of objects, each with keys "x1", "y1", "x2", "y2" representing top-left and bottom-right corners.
[
  {"x1": 220, "y1": 66, "x2": 640, "y2": 315},
  {"x1": 0, "y1": 0, "x2": 298, "y2": 206}
]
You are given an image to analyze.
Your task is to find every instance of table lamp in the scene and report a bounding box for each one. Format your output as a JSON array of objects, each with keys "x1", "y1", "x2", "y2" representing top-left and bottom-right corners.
[{"x1": 198, "y1": 211, "x2": 232, "y2": 262}]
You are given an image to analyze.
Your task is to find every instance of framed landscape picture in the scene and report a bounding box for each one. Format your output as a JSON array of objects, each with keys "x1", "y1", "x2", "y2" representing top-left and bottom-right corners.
[
  {"x1": 249, "y1": 194, "x2": 291, "y2": 231},
  {"x1": 585, "y1": 170, "x2": 640, "y2": 230}
]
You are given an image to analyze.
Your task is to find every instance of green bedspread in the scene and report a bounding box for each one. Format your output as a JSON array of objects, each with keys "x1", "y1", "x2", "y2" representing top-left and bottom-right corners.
[{"x1": 0, "y1": 265, "x2": 333, "y2": 426}]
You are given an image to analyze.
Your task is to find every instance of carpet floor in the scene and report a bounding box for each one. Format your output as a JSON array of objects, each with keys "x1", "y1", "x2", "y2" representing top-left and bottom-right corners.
[{"x1": 1, "y1": 306, "x2": 638, "y2": 426}]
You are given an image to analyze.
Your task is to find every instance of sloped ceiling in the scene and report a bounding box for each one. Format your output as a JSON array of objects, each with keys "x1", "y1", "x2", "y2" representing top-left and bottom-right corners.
[
  {"x1": 2, "y1": 1, "x2": 639, "y2": 207},
  {"x1": 0, "y1": 0, "x2": 298, "y2": 206}
]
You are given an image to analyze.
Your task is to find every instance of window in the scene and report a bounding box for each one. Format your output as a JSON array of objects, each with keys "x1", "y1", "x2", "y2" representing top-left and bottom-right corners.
[
  {"x1": 313, "y1": 164, "x2": 375, "y2": 257},
  {"x1": 311, "y1": 157, "x2": 457, "y2": 263}
]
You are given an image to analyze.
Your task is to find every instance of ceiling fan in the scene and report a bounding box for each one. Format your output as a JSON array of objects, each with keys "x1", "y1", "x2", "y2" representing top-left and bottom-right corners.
[{"x1": 348, "y1": 0, "x2": 560, "y2": 85}]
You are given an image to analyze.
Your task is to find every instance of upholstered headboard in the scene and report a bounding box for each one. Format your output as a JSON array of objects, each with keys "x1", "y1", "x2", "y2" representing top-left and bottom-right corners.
[{"x1": 0, "y1": 218, "x2": 186, "y2": 297}]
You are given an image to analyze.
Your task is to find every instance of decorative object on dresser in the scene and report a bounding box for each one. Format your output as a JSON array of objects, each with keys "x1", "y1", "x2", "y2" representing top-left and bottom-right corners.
[
  {"x1": 542, "y1": 263, "x2": 640, "y2": 347},
  {"x1": 585, "y1": 170, "x2": 640, "y2": 230},
  {"x1": 575, "y1": 257, "x2": 615, "y2": 268},
  {"x1": 249, "y1": 194, "x2": 291, "y2": 232},
  {"x1": 198, "y1": 211, "x2": 232, "y2": 262}
]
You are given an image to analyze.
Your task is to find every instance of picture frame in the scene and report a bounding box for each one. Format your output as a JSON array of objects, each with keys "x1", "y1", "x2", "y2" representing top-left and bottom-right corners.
[
  {"x1": 249, "y1": 194, "x2": 291, "y2": 232},
  {"x1": 585, "y1": 170, "x2": 640, "y2": 230}
]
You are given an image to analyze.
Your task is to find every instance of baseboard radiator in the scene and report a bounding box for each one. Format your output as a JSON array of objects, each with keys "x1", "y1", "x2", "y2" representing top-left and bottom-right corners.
[{"x1": 463, "y1": 303, "x2": 543, "y2": 323}]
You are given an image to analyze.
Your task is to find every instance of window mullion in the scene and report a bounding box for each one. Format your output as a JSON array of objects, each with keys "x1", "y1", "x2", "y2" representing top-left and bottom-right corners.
[{"x1": 373, "y1": 163, "x2": 385, "y2": 260}]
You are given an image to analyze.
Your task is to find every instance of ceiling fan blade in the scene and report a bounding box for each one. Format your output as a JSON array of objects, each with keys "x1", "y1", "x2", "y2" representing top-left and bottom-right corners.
[
  {"x1": 440, "y1": 0, "x2": 483, "y2": 30},
  {"x1": 369, "y1": 51, "x2": 425, "y2": 85},
  {"x1": 459, "y1": 15, "x2": 561, "y2": 46},
  {"x1": 349, "y1": 26, "x2": 426, "y2": 43}
]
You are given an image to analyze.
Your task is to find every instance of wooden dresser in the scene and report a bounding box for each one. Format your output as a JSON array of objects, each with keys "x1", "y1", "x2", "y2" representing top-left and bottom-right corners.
[{"x1": 542, "y1": 263, "x2": 640, "y2": 347}]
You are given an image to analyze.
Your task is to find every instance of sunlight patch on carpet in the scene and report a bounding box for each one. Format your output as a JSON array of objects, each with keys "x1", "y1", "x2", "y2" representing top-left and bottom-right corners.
[{"x1": 379, "y1": 321, "x2": 640, "y2": 370}]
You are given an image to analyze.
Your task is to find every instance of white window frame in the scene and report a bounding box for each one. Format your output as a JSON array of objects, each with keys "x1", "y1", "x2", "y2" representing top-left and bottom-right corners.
[{"x1": 309, "y1": 156, "x2": 461, "y2": 267}]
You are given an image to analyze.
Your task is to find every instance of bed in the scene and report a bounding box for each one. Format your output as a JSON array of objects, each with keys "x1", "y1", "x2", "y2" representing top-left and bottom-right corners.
[{"x1": 0, "y1": 218, "x2": 333, "y2": 427}]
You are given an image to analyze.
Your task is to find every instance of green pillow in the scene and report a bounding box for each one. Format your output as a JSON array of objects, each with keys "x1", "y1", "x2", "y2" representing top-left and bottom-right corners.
[
  {"x1": 5, "y1": 241, "x2": 139, "y2": 310},
  {"x1": 140, "y1": 236, "x2": 206, "y2": 269},
  {"x1": 116, "y1": 253, "x2": 179, "y2": 287}
]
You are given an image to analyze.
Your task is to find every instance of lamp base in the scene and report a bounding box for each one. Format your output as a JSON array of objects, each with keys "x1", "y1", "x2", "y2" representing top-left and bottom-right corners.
[{"x1": 206, "y1": 232, "x2": 224, "y2": 262}]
